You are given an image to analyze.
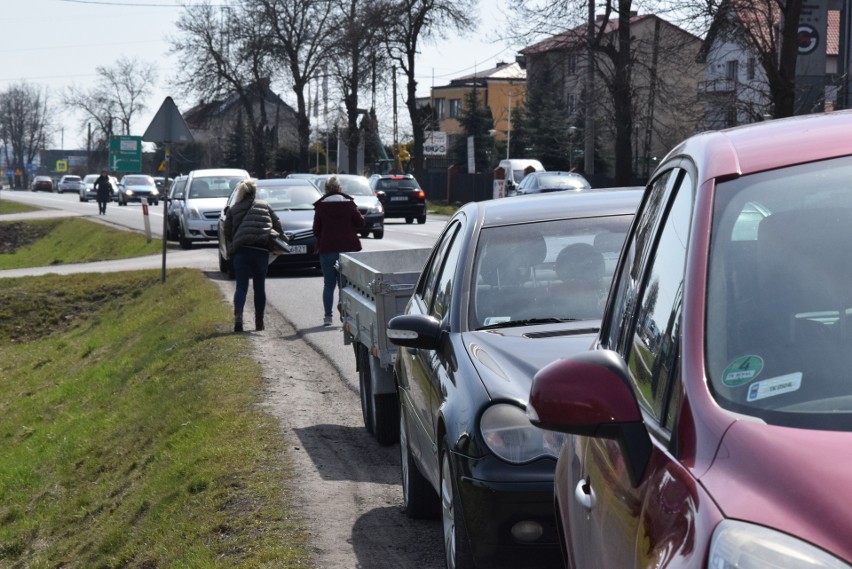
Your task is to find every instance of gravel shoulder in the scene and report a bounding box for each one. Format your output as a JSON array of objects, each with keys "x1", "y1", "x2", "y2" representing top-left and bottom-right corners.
[{"x1": 213, "y1": 279, "x2": 444, "y2": 569}]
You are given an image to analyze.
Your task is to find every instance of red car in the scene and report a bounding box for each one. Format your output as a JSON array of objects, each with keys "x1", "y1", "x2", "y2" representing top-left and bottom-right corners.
[{"x1": 529, "y1": 111, "x2": 852, "y2": 568}]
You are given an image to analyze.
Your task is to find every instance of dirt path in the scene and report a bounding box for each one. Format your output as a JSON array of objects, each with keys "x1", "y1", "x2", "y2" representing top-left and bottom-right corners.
[{"x1": 215, "y1": 281, "x2": 444, "y2": 569}]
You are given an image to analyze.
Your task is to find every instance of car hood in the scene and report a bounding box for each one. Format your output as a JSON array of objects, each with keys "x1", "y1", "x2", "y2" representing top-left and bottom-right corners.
[
  {"x1": 187, "y1": 197, "x2": 227, "y2": 210},
  {"x1": 273, "y1": 209, "x2": 314, "y2": 232},
  {"x1": 352, "y1": 195, "x2": 380, "y2": 208},
  {"x1": 460, "y1": 322, "x2": 599, "y2": 404},
  {"x1": 702, "y1": 419, "x2": 852, "y2": 561}
]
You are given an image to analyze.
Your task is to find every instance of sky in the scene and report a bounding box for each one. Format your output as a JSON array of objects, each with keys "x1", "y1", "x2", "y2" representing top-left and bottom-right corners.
[{"x1": 2, "y1": 0, "x2": 520, "y2": 150}]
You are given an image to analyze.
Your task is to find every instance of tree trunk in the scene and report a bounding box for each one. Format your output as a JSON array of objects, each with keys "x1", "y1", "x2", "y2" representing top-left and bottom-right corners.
[{"x1": 612, "y1": 0, "x2": 634, "y2": 185}]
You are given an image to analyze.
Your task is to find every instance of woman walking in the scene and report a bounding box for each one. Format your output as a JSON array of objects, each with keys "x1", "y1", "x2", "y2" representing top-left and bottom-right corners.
[
  {"x1": 223, "y1": 179, "x2": 283, "y2": 332},
  {"x1": 93, "y1": 170, "x2": 112, "y2": 215},
  {"x1": 313, "y1": 175, "x2": 364, "y2": 326}
]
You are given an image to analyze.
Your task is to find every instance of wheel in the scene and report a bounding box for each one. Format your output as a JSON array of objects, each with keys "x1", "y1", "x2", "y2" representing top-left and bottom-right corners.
[
  {"x1": 218, "y1": 252, "x2": 234, "y2": 279},
  {"x1": 358, "y1": 347, "x2": 400, "y2": 444},
  {"x1": 373, "y1": 229, "x2": 384, "y2": 239},
  {"x1": 358, "y1": 345, "x2": 374, "y2": 435},
  {"x1": 119, "y1": 196, "x2": 126, "y2": 206},
  {"x1": 405, "y1": 217, "x2": 414, "y2": 224},
  {"x1": 79, "y1": 195, "x2": 85, "y2": 202},
  {"x1": 441, "y1": 438, "x2": 476, "y2": 569},
  {"x1": 417, "y1": 215, "x2": 426, "y2": 224},
  {"x1": 178, "y1": 225, "x2": 192, "y2": 250},
  {"x1": 400, "y1": 395, "x2": 439, "y2": 519},
  {"x1": 152, "y1": 200, "x2": 158, "y2": 206},
  {"x1": 360, "y1": 231, "x2": 370, "y2": 238}
]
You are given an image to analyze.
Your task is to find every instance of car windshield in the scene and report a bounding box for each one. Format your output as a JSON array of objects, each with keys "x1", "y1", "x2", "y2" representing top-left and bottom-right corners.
[
  {"x1": 335, "y1": 177, "x2": 373, "y2": 196},
  {"x1": 258, "y1": 184, "x2": 319, "y2": 210},
  {"x1": 124, "y1": 176, "x2": 154, "y2": 186},
  {"x1": 535, "y1": 175, "x2": 589, "y2": 189},
  {"x1": 706, "y1": 155, "x2": 852, "y2": 430},
  {"x1": 471, "y1": 215, "x2": 633, "y2": 330},
  {"x1": 189, "y1": 176, "x2": 245, "y2": 199}
]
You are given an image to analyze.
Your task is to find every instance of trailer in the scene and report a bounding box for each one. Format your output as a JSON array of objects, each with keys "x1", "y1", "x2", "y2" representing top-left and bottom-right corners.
[{"x1": 338, "y1": 248, "x2": 432, "y2": 444}]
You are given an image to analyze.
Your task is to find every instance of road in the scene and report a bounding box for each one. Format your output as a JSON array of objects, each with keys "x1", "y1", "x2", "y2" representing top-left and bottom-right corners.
[{"x1": 1, "y1": 188, "x2": 450, "y2": 568}]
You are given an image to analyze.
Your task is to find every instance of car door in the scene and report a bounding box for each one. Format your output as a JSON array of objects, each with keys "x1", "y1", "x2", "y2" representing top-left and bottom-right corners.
[{"x1": 574, "y1": 166, "x2": 697, "y2": 568}]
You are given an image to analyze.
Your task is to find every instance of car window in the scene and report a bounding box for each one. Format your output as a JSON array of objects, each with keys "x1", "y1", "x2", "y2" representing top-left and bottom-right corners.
[
  {"x1": 190, "y1": 176, "x2": 245, "y2": 199},
  {"x1": 418, "y1": 221, "x2": 461, "y2": 312},
  {"x1": 626, "y1": 171, "x2": 693, "y2": 426},
  {"x1": 170, "y1": 179, "x2": 187, "y2": 199},
  {"x1": 431, "y1": 225, "x2": 464, "y2": 322},
  {"x1": 706, "y1": 155, "x2": 852, "y2": 430},
  {"x1": 124, "y1": 176, "x2": 154, "y2": 186},
  {"x1": 375, "y1": 177, "x2": 419, "y2": 190},
  {"x1": 472, "y1": 214, "x2": 634, "y2": 329},
  {"x1": 259, "y1": 185, "x2": 319, "y2": 210}
]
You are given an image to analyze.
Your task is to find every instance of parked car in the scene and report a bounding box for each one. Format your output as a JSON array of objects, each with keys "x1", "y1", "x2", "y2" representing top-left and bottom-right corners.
[
  {"x1": 169, "y1": 168, "x2": 250, "y2": 249},
  {"x1": 117, "y1": 174, "x2": 160, "y2": 206},
  {"x1": 57, "y1": 175, "x2": 85, "y2": 194},
  {"x1": 371, "y1": 173, "x2": 426, "y2": 224},
  {"x1": 217, "y1": 178, "x2": 322, "y2": 277},
  {"x1": 528, "y1": 111, "x2": 852, "y2": 568},
  {"x1": 314, "y1": 174, "x2": 384, "y2": 239},
  {"x1": 387, "y1": 188, "x2": 642, "y2": 569},
  {"x1": 153, "y1": 176, "x2": 173, "y2": 194},
  {"x1": 286, "y1": 172, "x2": 319, "y2": 184},
  {"x1": 498, "y1": 158, "x2": 545, "y2": 196},
  {"x1": 30, "y1": 176, "x2": 54, "y2": 192},
  {"x1": 165, "y1": 175, "x2": 188, "y2": 241},
  {"x1": 510, "y1": 171, "x2": 591, "y2": 196}
]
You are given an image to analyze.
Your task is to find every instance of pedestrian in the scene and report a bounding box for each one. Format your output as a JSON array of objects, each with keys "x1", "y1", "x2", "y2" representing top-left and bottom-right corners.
[
  {"x1": 313, "y1": 175, "x2": 364, "y2": 326},
  {"x1": 223, "y1": 179, "x2": 284, "y2": 332},
  {"x1": 94, "y1": 170, "x2": 112, "y2": 215}
]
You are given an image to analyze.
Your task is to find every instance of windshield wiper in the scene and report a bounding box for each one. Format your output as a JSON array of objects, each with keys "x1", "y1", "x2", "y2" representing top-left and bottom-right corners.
[{"x1": 476, "y1": 317, "x2": 578, "y2": 331}]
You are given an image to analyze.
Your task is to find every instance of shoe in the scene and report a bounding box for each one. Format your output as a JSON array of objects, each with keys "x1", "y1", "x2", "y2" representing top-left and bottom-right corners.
[
  {"x1": 255, "y1": 313, "x2": 264, "y2": 331},
  {"x1": 234, "y1": 321, "x2": 243, "y2": 332},
  {"x1": 323, "y1": 316, "x2": 333, "y2": 327}
]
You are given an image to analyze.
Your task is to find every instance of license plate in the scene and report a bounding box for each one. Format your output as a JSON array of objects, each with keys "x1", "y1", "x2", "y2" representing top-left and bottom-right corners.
[
  {"x1": 289, "y1": 245, "x2": 307, "y2": 254},
  {"x1": 210, "y1": 224, "x2": 217, "y2": 231},
  {"x1": 390, "y1": 196, "x2": 408, "y2": 201}
]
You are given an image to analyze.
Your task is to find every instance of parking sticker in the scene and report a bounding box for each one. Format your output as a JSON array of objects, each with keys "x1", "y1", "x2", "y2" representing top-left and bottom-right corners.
[
  {"x1": 722, "y1": 355, "x2": 764, "y2": 387},
  {"x1": 746, "y1": 373, "x2": 803, "y2": 402}
]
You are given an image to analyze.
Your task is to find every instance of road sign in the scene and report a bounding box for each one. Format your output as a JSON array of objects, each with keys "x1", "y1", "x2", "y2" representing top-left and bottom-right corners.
[
  {"x1": 56, "y1": 160, "x2": 68, "y2": 172},
  {"x1": 143, "y1": 97, "x2": 194, "y2": 144},
  {"x1": 109, "y1": 135, "x2": 143, "y2": 173}
]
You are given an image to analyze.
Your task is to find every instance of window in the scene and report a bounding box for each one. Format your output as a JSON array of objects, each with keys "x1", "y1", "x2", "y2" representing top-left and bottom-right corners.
[
  {"x1": 726, "y1": 60, "x2": 739, "y2": 81},
  {"x1": 431, "y1": 226, "x2": 464, "y2": 322},
  {"x1": 725, "y1": 106, "x2": 737, "y2": 128},
  {"x1": 449, "y1": 99, "x2": 461, "y2": 118},
  {"x1": 566, "y1": 53, "x2": 578, "y2": 75},
  {"x1": 434, "y1": 98, "x2": 445, "y2": 120},
  {"x1": 747, "y1": 57, "x2": 756, "y2": 80},
  {"x1": 567, "y1": 93, "x2": 577, "y2": 116},
  {"x1": 418, "y1": 221, "x2": 461, "y2": 311}
]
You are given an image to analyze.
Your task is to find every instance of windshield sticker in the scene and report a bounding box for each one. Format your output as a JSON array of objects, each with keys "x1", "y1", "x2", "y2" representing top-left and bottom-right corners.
[
  {"x1": 483, "y1": 316, "x2": 511, "y2": 326},
  {"x1": 722, "y1": 355, "x2": 764, "y2": 387},
  {"x1": 746, "y1": 373, "x2": 803, "y2": 402}
]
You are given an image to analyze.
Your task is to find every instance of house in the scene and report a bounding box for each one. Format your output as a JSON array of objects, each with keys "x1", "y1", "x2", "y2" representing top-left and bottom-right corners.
[
  {"x1": 520, "y1": 12, "x2": 704, "y2": 180},
  {"x1": 697, "y1": 0, "x2": 843, "y2": 129}
]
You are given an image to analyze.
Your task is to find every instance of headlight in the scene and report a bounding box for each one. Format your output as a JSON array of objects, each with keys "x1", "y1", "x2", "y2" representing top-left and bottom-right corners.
[
  {"x1": 709, "y1": 520, "x2": 850, "y2": 568},
  {"x1": 188, "y1": 208, "x2": 202, "y2": 220},
  {"x1": 124, "y1": 189, "x2": 134, "y2": 196},
  {"x1": 370, "y1": 203, "x2": 383, "y2": 214},
  {"x1": 151, "y1": 189, "x2": 159, "y2": 196},
  {"x1": 480, "y1": 403, "x2": 566, "y2": 464}
]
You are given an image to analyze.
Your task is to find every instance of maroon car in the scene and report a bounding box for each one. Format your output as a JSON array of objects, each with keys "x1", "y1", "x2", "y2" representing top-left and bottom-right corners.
[
  {"x1": 31, "y1": 176, "x2": 54, "y2": 192},
  {"x1": 529, "y1": 111, "x2": 852, "y2": 568}
]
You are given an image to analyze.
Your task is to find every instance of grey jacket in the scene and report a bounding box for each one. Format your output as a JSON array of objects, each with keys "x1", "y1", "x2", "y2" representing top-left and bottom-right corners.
[{"x1": 224, "y1": 198, "x2": 284, "y2": 256}]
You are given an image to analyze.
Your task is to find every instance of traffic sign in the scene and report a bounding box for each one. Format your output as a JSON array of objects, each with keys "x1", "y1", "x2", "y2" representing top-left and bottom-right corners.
[
  {"x1": 56, "y1": 160, "x2": 68, "y2": 172},
  {"x1": 109, "y1": 135, "x2": 143, "y2": 173}
]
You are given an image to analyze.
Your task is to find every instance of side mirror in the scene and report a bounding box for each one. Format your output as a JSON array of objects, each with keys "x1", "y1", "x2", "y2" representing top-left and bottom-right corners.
[
  {"x1": 387, "y1": 314, "x2": 442, "y2": 350},
  {"x1": 528, "y1": 350, "x2": 652, "y2": 487}
]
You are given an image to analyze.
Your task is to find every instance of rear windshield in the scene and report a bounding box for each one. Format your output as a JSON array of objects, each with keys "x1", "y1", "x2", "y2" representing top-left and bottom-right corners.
[{"x1": 375, "y1": 178, "x2": 420, "y2": 190}]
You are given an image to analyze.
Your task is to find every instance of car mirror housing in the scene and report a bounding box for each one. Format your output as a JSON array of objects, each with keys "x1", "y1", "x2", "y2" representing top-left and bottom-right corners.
[
  {"x1": 387, "y1": 314, "x2": 442, "y2": 350},
  {"x1": 528, "y1": 350, "x2": 652, "y2": 487}
]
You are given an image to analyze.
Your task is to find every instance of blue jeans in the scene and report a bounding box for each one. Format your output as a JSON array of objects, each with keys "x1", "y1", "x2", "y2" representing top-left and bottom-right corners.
[
  {"x1": 319, "y1": 252, "x2": 340, "y2": 318},
  {"x1": 233, "y1": 247, "x2": 270, "y2": 316}
]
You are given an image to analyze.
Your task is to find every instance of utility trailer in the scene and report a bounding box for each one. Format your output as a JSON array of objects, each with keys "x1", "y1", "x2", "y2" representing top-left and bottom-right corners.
[{"x1": 338, "y1": 248, "x2": 432, "y2": 444}]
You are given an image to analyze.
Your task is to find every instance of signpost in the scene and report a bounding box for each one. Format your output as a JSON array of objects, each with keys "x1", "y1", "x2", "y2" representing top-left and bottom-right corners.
[
  {"x1": 109, "y1": 135, "x2": 143, "y2": 173},
  {"x1": 142, "y1": 96, "x2": 194, "y2": 283}
]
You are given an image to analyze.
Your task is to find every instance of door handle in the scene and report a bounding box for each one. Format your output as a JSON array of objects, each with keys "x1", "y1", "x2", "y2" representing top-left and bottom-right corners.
[{"x1": 574, "y1": 478, "x2": 595, "y2": 510}]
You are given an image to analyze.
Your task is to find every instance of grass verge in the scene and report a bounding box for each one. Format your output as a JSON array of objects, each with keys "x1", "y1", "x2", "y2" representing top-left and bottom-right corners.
[
  {"x1": 0, "y1": 201, "x2": 39, "y2": 215},
  {"x1": 0, "y1": 269, "x2": 311, "y2": 567},
  {"x1": 0, "y1": 218, "x2": 162, "y2": 269}
]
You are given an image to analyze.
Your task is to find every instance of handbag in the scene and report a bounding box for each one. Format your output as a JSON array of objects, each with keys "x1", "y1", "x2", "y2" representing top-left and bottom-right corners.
[{"x1": 268, "y1": 232, "x2": 291, "y2": 256}]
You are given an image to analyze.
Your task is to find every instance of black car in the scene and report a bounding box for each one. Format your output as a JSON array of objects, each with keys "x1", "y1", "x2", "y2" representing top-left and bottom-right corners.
[
  {"x1": 217, "y1": 178, "x2": 322, "y2": 277},
  {"x1": 372, "y1": 173, "x2": 426, "y2": 224},
  {"x1": 387, "y1": 188, "x2": 642, "y2": 569}
]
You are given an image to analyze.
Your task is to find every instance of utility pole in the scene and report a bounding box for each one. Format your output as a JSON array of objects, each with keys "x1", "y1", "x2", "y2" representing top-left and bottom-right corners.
[
  {"x1": 584, "y1": 0, "x2": 596, "y2": 175},
  {"x1": 392, "y1": 66, "x2": 399, "y2": 172}
]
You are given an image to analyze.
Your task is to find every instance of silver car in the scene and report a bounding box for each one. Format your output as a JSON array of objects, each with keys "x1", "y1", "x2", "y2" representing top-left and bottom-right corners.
[
  {"x1": 168, "y1": 168, "x2": 250, "y2": 249},
  {"x1": 57, "y1": 175, "x2": 85, "y2": 194}
]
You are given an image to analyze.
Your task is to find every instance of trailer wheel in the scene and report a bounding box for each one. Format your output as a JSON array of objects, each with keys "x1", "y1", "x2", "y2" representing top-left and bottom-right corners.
[
  {"x1": 358, "y1": 345, "x2": 374, "y2": 435},
  {"x1": 372, "y1": 392, "x2": 399, "y2": 445}
]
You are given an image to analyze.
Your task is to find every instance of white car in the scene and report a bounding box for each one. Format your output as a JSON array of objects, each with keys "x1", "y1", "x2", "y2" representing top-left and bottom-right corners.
[
  {"x1": 57, "y1": 175, "x2": 85, "y2": 194},
  {"x1": 168, "y1": 168, "x2": 250, "y2": 249}
]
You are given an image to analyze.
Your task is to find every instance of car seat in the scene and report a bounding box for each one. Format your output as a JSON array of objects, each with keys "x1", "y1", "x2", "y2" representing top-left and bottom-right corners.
[
  {"x1": 550, "y1": 243, "x2": 606, "y2": 320},
  {"x1": 190, "y1": 179, "x2": 210, "y2": 198}
]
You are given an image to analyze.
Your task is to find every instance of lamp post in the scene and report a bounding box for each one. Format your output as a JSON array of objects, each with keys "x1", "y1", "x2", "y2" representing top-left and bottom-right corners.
[{"x1": 568, "y1": 126, "x2": 577, "y2": 170}]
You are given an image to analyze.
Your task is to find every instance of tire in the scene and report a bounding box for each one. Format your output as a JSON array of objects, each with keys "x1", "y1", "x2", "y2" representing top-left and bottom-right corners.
[
  {"x1": 79, "y1": 196, "x2": 85, "y2": 202},
  {"x1": 441, "y1": 438, "x2": 476, "y2": 569},
  {"x1": 405, "y1": 217, "x2": 414, "y2": 224},
  {"x1": 417, "y1": 215, "x2": 427, "y2": 224},
  {"x1": 373, "y1": 229, "x2": 384, "y2": 240},
  {"x1": 358, "y1": 347, "x2": 400, "y2": 444},
  {"x1": 360, "y1": 231, "x2": 370, "y2": 238},
  {"x1": 358, "y1": 345, "x2": 374, "y2": 435},
  {"x1": 178, "y1": 224, "x2": 192, "y2": 250},
  {"x1": 400, "y1": 396, "x2": 439, "y2": 519}
]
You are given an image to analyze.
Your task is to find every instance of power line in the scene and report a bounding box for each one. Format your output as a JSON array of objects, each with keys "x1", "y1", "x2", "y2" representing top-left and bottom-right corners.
[{"x1": 54, "y1": 0, "x2": 230, "y2": 6}]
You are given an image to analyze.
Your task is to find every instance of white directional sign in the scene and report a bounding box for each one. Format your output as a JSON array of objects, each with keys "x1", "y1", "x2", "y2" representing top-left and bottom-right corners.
[{"x1": 424, "y1": 131, "x2": 448, "y2": 156}]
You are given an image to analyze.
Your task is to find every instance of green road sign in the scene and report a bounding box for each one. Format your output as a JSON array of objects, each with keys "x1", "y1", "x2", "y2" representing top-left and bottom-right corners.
[{"x1": 109, "y1": 135, "x2": 142, "y2": 173}]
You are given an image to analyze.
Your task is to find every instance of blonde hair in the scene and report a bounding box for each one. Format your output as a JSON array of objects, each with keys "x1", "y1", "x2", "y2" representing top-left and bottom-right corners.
[
  {"x1": 235, "y1": 179, "x2": 257, "y2": 202},
  {"x1": 325, "y1": 175, "x2": 342, "y2": 194}
]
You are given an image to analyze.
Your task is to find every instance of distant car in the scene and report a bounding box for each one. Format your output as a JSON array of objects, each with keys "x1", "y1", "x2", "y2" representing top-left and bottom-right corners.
[
  {"x1": 31, "y1": 176, "x2": 54, "y2": 192},
  {"x1": 166, "y1": 175, "x2": 188, "y2": 240},
  {"x1": 286, "y1": 172, "x2": 319, "y2": 184},
  {"x1": 153, "y1": 176, "x2": 173, "y2": 194},
  {"x1": 511, "y1": 171, "x2": 591, "y2": 196},
  {"x1": 388, "y1": 188, "x2": 641, "y2": 569},
  {"x1": 314, "y1": 174, "x2": 384, "y2": 239},
  {"x1": 117, "y1": 174, "x2": 160, "y2": 206},
  {"x1": 499, "y1": 158, "x2": 545, "y2": 196},
  {"x1": 80, "y1": 174, "x2": 99, "y2": 201},
  {"x1": 169, "y1": 168, "x2": 250, "y2": 249},
  {"x1": 57, "y1": 175, "x2": 85, "y2": 194},
  {"x1": 217, "y1": 178, "x2": 322, "y2": 277},
  {"x1": 528, "y1": 111, "x2": 852, "y2": 568},
  {"x1": 371, "y1": 173, "x2": 426, "y2": 224}
]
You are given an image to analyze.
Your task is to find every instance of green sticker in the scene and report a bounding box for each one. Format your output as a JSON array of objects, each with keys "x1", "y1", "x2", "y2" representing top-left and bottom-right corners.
[{"x1": 722, "y1": 355, "x2": 764, "y2": 387}]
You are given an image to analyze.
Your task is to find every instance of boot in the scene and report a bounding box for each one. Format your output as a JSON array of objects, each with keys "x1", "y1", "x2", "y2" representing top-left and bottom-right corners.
[
  {"x1": 234, "y1": 311, "x2": 243, "y2": 333},
  {"x1": 255, "y1": 311, "x2": 264, "y2": 331}
]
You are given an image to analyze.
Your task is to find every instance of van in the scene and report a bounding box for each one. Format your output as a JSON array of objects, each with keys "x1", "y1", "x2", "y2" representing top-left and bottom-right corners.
[{"x1": 497, "y1": 159, "x2": 545, "y2": 197}]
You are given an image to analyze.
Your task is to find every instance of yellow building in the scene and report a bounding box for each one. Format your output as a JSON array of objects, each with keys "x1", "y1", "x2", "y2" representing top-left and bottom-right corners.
[{"x1": 429, "y1": 61, "x2": 526, "y2": 141}]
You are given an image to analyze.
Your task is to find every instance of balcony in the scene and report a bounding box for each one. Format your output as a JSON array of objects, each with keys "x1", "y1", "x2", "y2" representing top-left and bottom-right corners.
[{"x1": 698, "y1": 78, "x2": 737, "y2": 94}]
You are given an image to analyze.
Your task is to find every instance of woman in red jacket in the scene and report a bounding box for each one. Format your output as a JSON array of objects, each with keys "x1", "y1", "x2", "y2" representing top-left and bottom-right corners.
[{"x1": 313, "y1": 175, "x2": 364, "y2": 326}]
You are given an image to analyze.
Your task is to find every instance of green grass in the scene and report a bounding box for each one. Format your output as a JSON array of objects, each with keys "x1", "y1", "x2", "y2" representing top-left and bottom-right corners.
[
  {"x1": 0, "y1": 270, "x2": 311, "y2": 567},
  {"x1": 0, "y1": 218, "x2": 163, "y2": 269},
  {"x1": 427, "y1": 200, "x2": 460, "y2": 216},
  {"x1": 0, "y1": 201, "x2": 39, "y2": 215}
]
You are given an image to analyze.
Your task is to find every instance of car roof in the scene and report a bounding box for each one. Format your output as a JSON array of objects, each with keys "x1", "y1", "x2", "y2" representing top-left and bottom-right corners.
[
  {"x1": 188, "y1": 168, "x2": 250, "y2": 178},
  {"x1": 256, "y1": 178, "x2": 319, "y2": 188},
  {"x1": 468, "y1": 187, "x2": 644, "y2": 228},
  {"x1": 661, "y1": 110, "x2": 852, "y2": 181}
]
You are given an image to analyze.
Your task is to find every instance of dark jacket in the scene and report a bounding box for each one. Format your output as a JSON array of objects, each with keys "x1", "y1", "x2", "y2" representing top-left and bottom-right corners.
[
  {"x1": 312, "y1": 193, "x2": 364, "y2": 254},
  {"x1": 94, "y1": 175, "x2": 112, "y2": 202},
  {"x1": 224, "y1": 198, "x2": 284, "y2": 256}
]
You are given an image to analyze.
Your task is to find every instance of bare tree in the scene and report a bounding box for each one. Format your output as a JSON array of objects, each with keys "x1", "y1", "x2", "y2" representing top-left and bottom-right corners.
[
  {"x1": 0, "y1": 83, "x2": 52, "y2": 188},
  {"x1": 250, "y1": 0, "x2": 337, "y2": 171},
  {"x1": 380, "y1": 0, "x2": 477, "y2": 179}
]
